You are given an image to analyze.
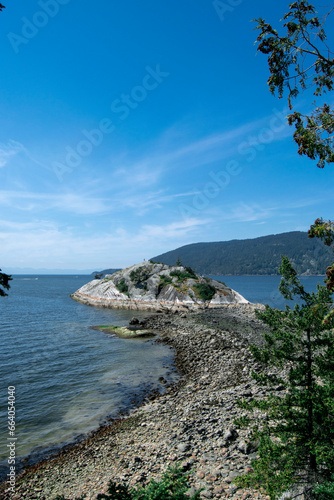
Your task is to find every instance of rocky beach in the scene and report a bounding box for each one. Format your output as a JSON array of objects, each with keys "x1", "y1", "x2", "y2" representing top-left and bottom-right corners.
[{"x1": 0, "y1": 303, "x2": 280, "y2": 500}]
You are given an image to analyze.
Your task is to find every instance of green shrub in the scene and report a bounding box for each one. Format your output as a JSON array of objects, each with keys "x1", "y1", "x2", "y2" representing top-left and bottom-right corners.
[
  {"x1": 116, "y1": 279, "x2": 129, "y2": 294},
  {"x1": 313, "y1": 475, "x2": 334, "y2": 499},
  {"x1": 129, "y1": 267, "x2": 150, "y2": 285},
  {"x1": 96, "y1": 465, "x2": 201, "y2": 500},
  {"x1": 184, "y1": 266, "x2": 197, "y2": 277},
  {"x1": 193, "y1": 283, "x2": 216, "y2": 301},
  {"x1": 54, "y1": 466, "x2": 201, "y2": 500},
  {"x1": 159, "y1": 275, "x2": 173, "y2": 287},
  {"x1": 170, "y1": 268, "x2": 197, "y2": 282}
]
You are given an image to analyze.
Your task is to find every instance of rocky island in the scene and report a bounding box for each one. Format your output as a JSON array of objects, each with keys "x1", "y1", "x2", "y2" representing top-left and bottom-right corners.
[{"x1": 71, "y1": 261, "x2": 248, "y2": 311}]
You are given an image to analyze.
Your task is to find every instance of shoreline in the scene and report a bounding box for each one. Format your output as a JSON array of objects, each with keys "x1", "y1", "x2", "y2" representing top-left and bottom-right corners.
[
  {"x1": 1, "y1": 303, "x2": 272, "y2": 500},
  {"x1": 0, "y1": 375, "x2": 174, "y2": 483}
]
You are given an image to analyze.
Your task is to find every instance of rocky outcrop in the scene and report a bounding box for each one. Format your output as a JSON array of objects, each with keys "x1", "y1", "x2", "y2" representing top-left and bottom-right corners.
[
  {"x1": 71, "y1": 261, "x2": 248, "y2": 311},
  {"x1": 90, "y1": 325, "x2": 155, "y2": 339}
]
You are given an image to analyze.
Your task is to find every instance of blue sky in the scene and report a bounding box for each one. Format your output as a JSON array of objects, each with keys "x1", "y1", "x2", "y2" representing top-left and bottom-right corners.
[{"x1": 1, "y1": 1, "x2": 334, "y2": 273}]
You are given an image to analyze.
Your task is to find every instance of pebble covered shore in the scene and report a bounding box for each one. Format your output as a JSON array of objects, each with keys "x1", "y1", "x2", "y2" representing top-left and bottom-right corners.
[{"x1": 1, "y1": 303, "x2": 276, "y2": 500}]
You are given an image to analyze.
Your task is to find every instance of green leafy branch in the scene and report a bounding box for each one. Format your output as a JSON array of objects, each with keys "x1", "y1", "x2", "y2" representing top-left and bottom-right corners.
[{"x1": 254, "y1": 1, "x2": 334, "y2": 167}]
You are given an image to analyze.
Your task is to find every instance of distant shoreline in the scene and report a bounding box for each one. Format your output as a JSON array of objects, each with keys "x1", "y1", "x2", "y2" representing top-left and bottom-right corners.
[{"x1": 206, "y1": 273, "x2": 326, "y2": 277}]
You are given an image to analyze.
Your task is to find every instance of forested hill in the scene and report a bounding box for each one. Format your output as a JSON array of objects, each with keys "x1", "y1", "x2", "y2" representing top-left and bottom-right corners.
[
  {"x1": 91, "y1": 268, "x2": 121, "y2": 277},
  {"x1": 151, "y1": 232, "x2": 333, "y2": 275}
]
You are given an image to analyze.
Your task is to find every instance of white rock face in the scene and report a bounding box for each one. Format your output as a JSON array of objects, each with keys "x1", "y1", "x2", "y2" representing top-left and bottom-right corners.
[{"x1": 71, "y1": 261, "x2": 248, "y2": 311}]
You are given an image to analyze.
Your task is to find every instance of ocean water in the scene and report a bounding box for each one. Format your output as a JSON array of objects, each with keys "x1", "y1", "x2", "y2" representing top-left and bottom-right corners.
[
  {"x1": 0, "y1": 273, "x2": 329, "y2": 478},
  {"x1": 0, "y1": 275, "x2": 179, "y2": 477},
  {"x1": 211, "y1": 274, "x2": 328, "y2": 309}
]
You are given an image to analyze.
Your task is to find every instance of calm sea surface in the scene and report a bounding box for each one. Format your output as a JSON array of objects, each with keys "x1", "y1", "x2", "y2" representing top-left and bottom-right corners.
[
  {"x1": 0, "y1": 274, "x2": 328, "y2": 477},
  {"x1": 212, "y1": 274, "x2": 327, "y2": 309},
  {"x1": 0, "y1": 275, "x2": 179, "y2": 477}
]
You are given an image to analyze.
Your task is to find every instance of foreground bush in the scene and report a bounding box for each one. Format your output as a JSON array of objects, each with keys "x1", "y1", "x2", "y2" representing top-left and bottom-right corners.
[
  {"x1": 98, "y1": 466, "x2": 200, "y2": 500},
  {"x1": 55, "y1": 466, "x2": 201, "y2": 500}
]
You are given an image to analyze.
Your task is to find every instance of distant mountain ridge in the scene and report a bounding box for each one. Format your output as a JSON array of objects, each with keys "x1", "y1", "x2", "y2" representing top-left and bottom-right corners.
[
  {"x1": 91, "y1": 268, "x2": 121, "y2": 277},
  {"x1": 151, "y1": 231, "x2": 333, "y2": 276}
]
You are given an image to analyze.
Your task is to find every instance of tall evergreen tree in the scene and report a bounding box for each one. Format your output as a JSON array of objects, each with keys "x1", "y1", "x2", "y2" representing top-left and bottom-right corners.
[
  {"x1": 309, "y1": 219, "x2": 334, "y2": 293},
  {"x1": 238, "y1": 4, "x2": 334, "y2": 497},
  {"x1": 236, "y1": 256, "x2": 334, "y2": 499}
]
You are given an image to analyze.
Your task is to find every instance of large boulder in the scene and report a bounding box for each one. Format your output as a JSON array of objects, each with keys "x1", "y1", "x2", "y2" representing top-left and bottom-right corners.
[{"x1": 71, "y1": 261, "x2": 248, "y2": 311}]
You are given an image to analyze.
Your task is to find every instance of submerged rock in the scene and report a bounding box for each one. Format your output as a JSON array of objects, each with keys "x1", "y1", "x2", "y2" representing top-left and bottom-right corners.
[
  {"x1": 71, "y1": 261, "x2": 248, "y2": 312},
  {"x1": 91, "y1": 325, "x2": 155, "y2": 339}
]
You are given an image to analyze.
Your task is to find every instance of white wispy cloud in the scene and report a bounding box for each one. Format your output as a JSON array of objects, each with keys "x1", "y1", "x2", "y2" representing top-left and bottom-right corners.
[
  {"x1": 114, "y1": 189, "x2": 202, "y2": 216},
  {"x1": 229, "y1": 203, "x2": 274, "y2": 223},
  {"x1": 111, "y1": 162, "x2": 163, "y2": 189},
  {"x1": 150, "y1": 110, "x2": 291, "y2": 170},
  {"x1": 212, "y1": 195, "x2": 325, "y2": 225},
  {"x1": 0, "y1": 139, "x2": 53, "y2": 175},
  {"x1": 0, "y1": 140, "x2": 24, "y2": 168},
  {"x1": 0, "y1": 217, "x2": 209, "y2": 269},
  {"x1": 0, "y1": 186, "x2": 203, "y2": 218},
  {"x1": 1, "y1": 109, "x2": 292, "y2": 215},
  {"x1": 102, "y1": 109, "x2": 292, "y2": 194},
  {"x1": 0, "y1": 190, "x2": 111, "y2": 215},
  {"x1": 137, "y1": 217, "x2": 210, "y2": 241}
]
